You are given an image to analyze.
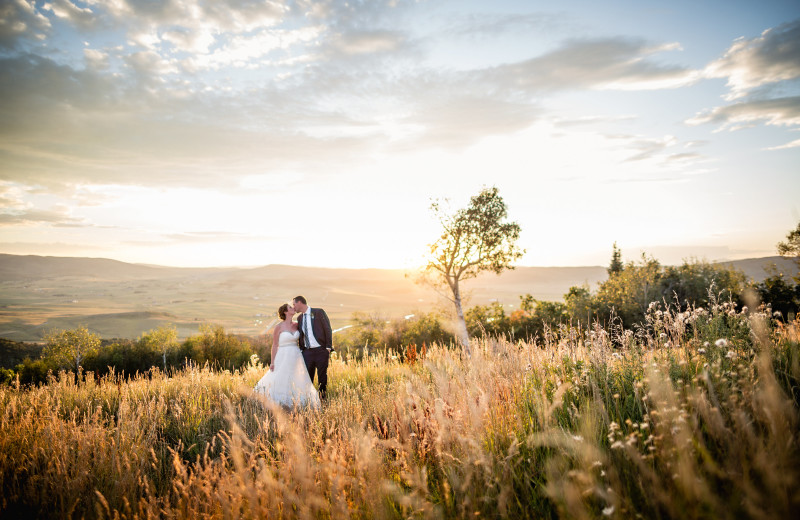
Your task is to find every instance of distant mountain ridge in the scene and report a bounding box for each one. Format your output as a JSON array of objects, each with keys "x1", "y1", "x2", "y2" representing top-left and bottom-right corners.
[
  {"x1": 0, "y1": 253, "x2": 794, "y2": 282},
  {"x1": 0, "y1": 254, "x2": 221, "y2": 280}
]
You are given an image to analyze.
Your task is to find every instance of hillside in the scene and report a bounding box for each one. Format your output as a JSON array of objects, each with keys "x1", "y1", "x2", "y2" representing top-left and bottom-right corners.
[{"x1": 0, "y1": 254, "x2": 795, "y2": 342}]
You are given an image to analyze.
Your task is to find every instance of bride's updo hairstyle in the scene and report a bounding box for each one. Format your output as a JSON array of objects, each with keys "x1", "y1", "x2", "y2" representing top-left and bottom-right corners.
[{"x1": 278, "y1": 303, "x2": 289, "y2": 320}]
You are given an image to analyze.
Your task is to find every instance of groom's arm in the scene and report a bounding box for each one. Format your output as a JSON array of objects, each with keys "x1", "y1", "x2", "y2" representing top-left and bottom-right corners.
[{"x1": 319, "y1": 309, "x2": 333, "y2": 350}]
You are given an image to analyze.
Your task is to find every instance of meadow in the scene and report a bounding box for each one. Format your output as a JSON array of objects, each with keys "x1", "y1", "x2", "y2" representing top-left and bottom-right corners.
[{"x1": 1, "y1": 297, "x2": 798, "y2": 519}]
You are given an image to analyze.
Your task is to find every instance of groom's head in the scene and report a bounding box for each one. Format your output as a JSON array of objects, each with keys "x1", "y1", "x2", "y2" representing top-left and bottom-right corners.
[{"x1": 293, "y1": 295, "x2": 308, "y2": 313}]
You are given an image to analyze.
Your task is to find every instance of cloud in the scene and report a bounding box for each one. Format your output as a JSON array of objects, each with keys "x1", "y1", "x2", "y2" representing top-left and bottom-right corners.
[
  {"x1": 764, "y1": 137, "x2": 800, "y2": 151},
  {"x1": 181, "y1": 25, "x2": 323, "y2": 71},
  {"x1": 665, "y1": 152, "x2": 703, "y2": 163},
  {"x1": 329, "y1": 30, "x2": 405, "y2": 56},
  {"x1": 0, "y1": 52, "x2": 383, "y2": 189},
  {"x1": 705, "y1": 19, "x2": 800, "y2": 100},
  {"x1": 44, "y1": 0, "x2": 97, "y2": 30},
  {"x1": 483, "y1": 38, "x2": 698, "y2": 93},
  {"x1": 123, "y1": 50, "x2": 179, "y2": 83},
  {"x1": 0, "y1": 0, "x2": 51, "y2": 50},
  {"x1": 0, "y1": 183, "x2": 89, "y2": 226},
  {"x1": 444, "y1": 12, "x2": 565, "y2": 39},
  {"x1": 0, "y1": 241, "x2": 108, "y2": 255},
  {"x1": 161, "y1": 231, "x2": 264, "y2": 243},
  {"x1": 604, "y1": 133, "x2": 678, "y2": 162},
  {"x1": 552, "y1": 115, "x2": 637, "y2": 128},
  {"x1": 686, "y1": 96, "x2": 800, "y2": 130},
  {"x1": 83, "y1": 48, "x2": 110, "y2": 70},
  {"x1": 0, "y1": 2, "x2": 743, "y2": 195},
  {"x1": 399, "y1": 87, "x2": 541, "y2": 148},
  {"x1": 0, "y1": 206, "x2": 86, "y2": 227},
  {"x1": 687, "y1": 20, "x2": 800, "y2": 144}
]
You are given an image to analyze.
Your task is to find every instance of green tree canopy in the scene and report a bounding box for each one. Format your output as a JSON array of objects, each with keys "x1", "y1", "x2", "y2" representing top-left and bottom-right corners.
[
  {"x1": 42, "y1": 326, "x2": 101, "y2": 372},
  {"x1": 422, "y1": 186, "x2": 524, "y2": 354}
]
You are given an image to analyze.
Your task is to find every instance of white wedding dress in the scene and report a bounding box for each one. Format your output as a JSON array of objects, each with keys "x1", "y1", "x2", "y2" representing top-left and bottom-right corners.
[{"x1": 254, "y1": 330, "x2": 320, "y2": 408}]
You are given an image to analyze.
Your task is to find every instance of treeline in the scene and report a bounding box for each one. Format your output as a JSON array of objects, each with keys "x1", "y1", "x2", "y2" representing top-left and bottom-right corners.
[
  {"x1": 334, "y1": 311, "x2": 454, "y2": 360},
  {"x1": 1, "y1": 314, "x2": 457, "y2": 385},
  {"x1": 465, "y1": 255, "x2": 799, "y2": 341},
  {"x1": 4, "y1": 324, "x2": 264, "y2": 385}
]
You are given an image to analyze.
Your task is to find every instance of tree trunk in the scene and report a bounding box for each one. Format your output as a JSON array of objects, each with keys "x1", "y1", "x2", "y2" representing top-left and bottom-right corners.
[{"x1": 452, "y1": 280, "x2": 471, "y2": 356}]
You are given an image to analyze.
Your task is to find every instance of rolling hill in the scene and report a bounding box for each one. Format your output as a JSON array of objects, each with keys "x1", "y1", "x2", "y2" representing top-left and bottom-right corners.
[{"x1": 0, "y1": 254, "x2": 795, "y2": 342}]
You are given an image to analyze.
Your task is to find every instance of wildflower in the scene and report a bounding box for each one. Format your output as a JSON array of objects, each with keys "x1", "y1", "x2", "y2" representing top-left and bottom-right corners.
[
  {"x1": 698, "y1": 348, "x2": 706, "y2": 354},
  {"x1": 715, "y1": 339, "x2": 728, "y2": 348},
  {"x1": 602, "y1": 505, "x2": 615, "y2": 516},
  {"x1": 572, "y1": 435, "x2": 583, "y2": 442},
  {"x1": 611, "y1": 441, "x2": 624, "y2": 450}
]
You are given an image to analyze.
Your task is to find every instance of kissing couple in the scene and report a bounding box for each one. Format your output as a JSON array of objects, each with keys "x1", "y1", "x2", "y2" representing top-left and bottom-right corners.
[{"x1": 253, "y1": 296, "x2": 333, "y2": 408}]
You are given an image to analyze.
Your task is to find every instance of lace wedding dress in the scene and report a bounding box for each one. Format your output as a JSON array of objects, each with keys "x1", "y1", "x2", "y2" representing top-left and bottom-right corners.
[{"x1": 254, "y1": 330, "x2": 320, "y2": 408}]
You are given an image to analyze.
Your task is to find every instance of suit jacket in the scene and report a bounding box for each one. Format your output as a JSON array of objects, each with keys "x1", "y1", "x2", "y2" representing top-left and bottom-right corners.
[{"x1": 298, "y1": 307, "x2": 333, "y2": 351}]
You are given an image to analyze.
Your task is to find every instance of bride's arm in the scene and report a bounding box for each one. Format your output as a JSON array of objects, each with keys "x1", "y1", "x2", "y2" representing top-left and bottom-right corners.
[{"x1": 270, "y1": 327, "x2": 280, "y2": 371}]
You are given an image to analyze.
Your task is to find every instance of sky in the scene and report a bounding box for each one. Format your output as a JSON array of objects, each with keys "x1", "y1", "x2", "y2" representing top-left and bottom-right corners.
[{"x1": 0, "y1": 0, "x2": 799, "y2": 269}]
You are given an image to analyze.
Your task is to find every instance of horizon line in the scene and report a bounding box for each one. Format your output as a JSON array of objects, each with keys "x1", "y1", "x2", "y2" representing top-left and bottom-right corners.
[{"x1": 0, "y1": 252, "x2": 789, "y2": 271}]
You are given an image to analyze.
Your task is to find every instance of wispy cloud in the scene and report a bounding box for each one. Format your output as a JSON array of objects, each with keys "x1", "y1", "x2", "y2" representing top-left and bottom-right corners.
[
  {"x1": 689, "y1": 19, "x2": 800, "y2": 144},
  {"x1": 764, "y1": 137, "x2": 800, "y2": 150},
  {"x1": 704, "y1": 19, "x2": 800, "y2": 100},
  {"x1": 686, "y1": 96, "x2": 800, "y2": 130},
  {"x1": 443, "y1": 11, "x2": 566, "y2": 39},
  {"x1": 0, "y1": 206, "x2": 86, "y2": 227},
  {"x1": 161, "y1": 231, "x2": 265, "y2": 244},
  {"x1": 482, "y1": 38, "x2": 698, "y2": 93}
]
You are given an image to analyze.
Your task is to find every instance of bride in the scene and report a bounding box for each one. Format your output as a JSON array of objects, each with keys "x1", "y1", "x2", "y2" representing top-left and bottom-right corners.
[{"x1": 254, "y1": 303, "x2": 320, "y2": 408}]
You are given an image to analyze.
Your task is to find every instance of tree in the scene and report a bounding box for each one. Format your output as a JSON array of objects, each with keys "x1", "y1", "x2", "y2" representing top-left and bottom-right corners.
[
  {"x1": 138, "y1": 325, "x2": 179, "y2": 371},
  {"x1": 593, "y1": 254, "x2": 662, "y2": 327},
  {"x1": 564, "y1": 284, "x2": 594, "y2": 327},
  {"x1": 608, "y1": 242, "x2": 623, "y2": 276},
  {"x1": 777, "y1": 221, "x2": 800, "y2": 285},
  {"x1": 777, "y1": 221, "x2": 800, "y2": 261},
  {"x1": 421, "y1": 187, "x2": 524, "y2": 354},
  {"x1": 659, "y1": 260, "x2": 745, "y2": 310},
  {"x1": 42, "y1": 326, "x2": 101, "y2": 373},
  {"x1": 755, "y1": 271, "x2": 799, "y2": 321}
]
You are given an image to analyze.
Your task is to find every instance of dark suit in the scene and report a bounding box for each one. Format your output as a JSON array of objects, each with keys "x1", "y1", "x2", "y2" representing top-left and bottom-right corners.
[{"x1": 298, "y1": 307, "x2": 333, "y2": 399}]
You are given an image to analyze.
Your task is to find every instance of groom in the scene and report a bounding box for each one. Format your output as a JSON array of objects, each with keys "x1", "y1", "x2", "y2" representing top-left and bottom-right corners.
[{"x1": 293, "y1": 295, "x2": 333, "y2": 400}]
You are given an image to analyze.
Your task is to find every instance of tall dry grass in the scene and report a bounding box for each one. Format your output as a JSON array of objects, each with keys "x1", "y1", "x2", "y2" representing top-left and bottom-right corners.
[{"x1": 1, "y1": 300, "x2": 798, "y2": 519}]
